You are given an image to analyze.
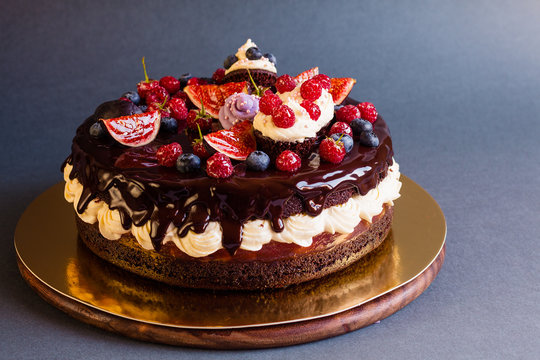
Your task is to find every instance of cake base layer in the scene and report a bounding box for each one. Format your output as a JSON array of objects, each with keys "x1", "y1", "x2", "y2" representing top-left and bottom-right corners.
[
  {"x1": 77, "y1": 206, "x2": 393, "y2": 290},
  {"x1": 223, "y1": 69, "x2": 277, "y2": 87}
]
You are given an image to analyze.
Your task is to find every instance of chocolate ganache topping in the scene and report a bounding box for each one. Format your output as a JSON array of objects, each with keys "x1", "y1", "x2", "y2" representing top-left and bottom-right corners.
[{"x1": 63, "y1": 98, "x2": 393, "y2": 255}]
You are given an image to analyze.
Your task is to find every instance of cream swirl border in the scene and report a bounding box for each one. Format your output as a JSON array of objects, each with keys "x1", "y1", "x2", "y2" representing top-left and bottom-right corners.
[{"x1": 64, "y1": 161, "x2": 401, "y2": 258}]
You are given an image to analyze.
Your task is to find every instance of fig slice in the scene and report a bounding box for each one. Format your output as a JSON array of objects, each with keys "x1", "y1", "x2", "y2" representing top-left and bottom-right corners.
[
  {"x1": 184, "y1": 81, "x2": 249, "y2": 119},
  {"x1": 101, "y1": 110, "x2": 161, "y2": 147},
  {"x1": 204, "y1": 121, "x2": 256, "y2": 160},
  {"x1": 329, "y1": 77, "x2": 356, "y2": 105},
  {"x1": 294, "y1": 67, "x2": 319, "y2": 84}
]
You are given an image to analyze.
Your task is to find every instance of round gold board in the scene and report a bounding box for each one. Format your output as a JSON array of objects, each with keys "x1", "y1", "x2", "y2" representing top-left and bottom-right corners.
[{"x1": 15, "y1": 175, "x2": 446, "y2": 349}]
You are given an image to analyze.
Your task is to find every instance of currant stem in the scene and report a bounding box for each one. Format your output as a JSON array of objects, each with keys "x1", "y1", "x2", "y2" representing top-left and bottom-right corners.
[{"x1": 142, "y1": 57, "x2": 149, "y2": 83}]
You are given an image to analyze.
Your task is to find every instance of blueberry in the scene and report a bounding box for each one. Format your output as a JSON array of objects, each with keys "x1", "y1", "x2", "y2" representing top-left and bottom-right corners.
[
  {"x1": 160, "y1": 117, "x2": 178, "y2": 133},
  {"x1": 121, "y1": 91, "x2": 140, "y2": 105},
  {"x1": 89, "y1": 122, "x2": 105, "y2": 139},
  {"x1": 178, "y1": 73, "x2": 192, "y2": 88},
  {"x1": 246, "y1": 151, "x2": 270, "y2": 171},
  {"x1": 264, "y1": 53, "x2": 277, "y2": 65},
  {"x1": 245, "y1": 47, "x2": 262, "y2": 60},
  {"x1": 358, "y1": 130, "x2": 379, "y2": 147},
  {"x1": 350, "y1": 118, "x2": 373, "y2": 135},
  {"x1": 176, "y1": 153, "x2": 201, "y2": 173},
  {"x1": 224, "y1": 55, "x2": 238, "y2": 69},
  {"x1": 138, "y1": 104, "x2": 148, "y2": 112},
  {"x1": 330, "y1": 133, "x2": 354, "y2": 153}
]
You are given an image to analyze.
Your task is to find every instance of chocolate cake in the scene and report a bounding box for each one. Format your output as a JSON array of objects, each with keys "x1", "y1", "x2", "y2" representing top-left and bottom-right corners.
[{"x1": 62, "y1": 40, "x2": 401, "y2": 290}]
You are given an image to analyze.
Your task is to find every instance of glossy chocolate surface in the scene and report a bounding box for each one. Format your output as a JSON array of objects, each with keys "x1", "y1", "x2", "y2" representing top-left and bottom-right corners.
[{"x1": 64, "y1": 98, "x2": 394, "y2": 254}]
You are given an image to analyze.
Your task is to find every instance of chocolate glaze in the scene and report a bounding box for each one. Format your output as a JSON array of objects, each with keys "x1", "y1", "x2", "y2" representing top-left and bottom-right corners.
[{"x1": 63, "y1": 98, "x2": 394, "y2": 255}]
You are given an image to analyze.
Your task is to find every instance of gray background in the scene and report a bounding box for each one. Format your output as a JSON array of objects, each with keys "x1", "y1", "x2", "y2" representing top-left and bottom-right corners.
[{"x1": 1, "y1": 0, "x2": 539, "y2": 358}]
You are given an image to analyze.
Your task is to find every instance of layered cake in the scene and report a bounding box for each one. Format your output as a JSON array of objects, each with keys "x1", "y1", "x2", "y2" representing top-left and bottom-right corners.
[{"x1": 62, "y1": 40, "x2": 401, "y2": 290}]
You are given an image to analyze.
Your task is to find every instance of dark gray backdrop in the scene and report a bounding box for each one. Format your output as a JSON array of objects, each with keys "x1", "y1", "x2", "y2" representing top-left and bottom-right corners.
[{"x1": 1, "y1": 0, "x2": 539, "y2": 359}]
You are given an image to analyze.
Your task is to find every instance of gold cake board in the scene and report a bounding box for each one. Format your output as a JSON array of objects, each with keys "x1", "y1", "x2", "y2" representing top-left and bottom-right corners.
[{"x1": 15, "y1": 175, "x2": 446, "y2": 349}]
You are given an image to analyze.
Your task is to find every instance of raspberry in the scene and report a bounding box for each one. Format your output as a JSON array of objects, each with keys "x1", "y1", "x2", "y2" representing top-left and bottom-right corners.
[
  {"x1": 145, "y1": 86, "x2": 169, "y2": 104},
  {"x1": 156, "y1": 142, "x2": 183, "y2": 167},
  {"x1": 312, "y1": 74, "x2": 331, "y2": 90},
  {"x1": 147, "y1": 102, "x2": 171, "y2": 118},
  {"x1": 206, "y1": 153, "x2": 233, "y2": 178},
  {"x1": 193, "y1": 140, "x2": 210, "y2": 159},
  {"x1": 300, "y1": 79, "x2": 322, "y2": 101},
  {"x1": 335, "y1": 105, "x2": 361, "y2": 123},
  {"x1": 272, "y1": 104, "x2": 296, "y2": 128},
  {"x1": 172, "y1": 90, "x2": 188, "y2": 102},
  {"x1": 275, "y1": 74, "x2": 296, "y2": 93},
  {"x1": 167, "y1": 98, "x2": 188, "y2": 121},
  {"x1": 357, "y1": 102, "x2": 378, "y2": 123},
  {"x1": 276, "y1": 150, "x2": 301, "y2": 172},
  {"x1": 187, "y1": 77, "x2": 207, "y2": 86},
  {"x1": 300, "y1": 100, "x2": 321, "y2": 121},
  {"x1": 319, "y1": 138, "x2": 346, "y2": 164},
  {"x1": 212, "y1": 68, "x2": 226, "y2": 83},
  {"x1": 328, "y1": 122, "x2": 353, "y2": 137},
  {"x1": 159, "y1": 76, "x2": 181, "y2": 95},
  {"x1": 259, "y1": 92, "x2": 282, "y2": 115}
]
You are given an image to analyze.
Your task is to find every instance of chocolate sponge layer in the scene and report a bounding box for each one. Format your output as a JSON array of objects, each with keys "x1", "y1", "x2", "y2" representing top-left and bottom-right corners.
[{"x1": 76, "y1": 206, "x2": 393, "y2": 290}]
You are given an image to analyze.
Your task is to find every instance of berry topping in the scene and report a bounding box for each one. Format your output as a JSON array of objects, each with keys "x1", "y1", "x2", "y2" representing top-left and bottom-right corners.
[
  {"x1": 357, "y1": 102, "x2": 378, "y2": 123},
  {"x1": 136, "y1": 57, "x2": 159, "y2": 98},
  {"x1": 89, "y1": 122, "x2": 106, "y2": 139},
  {"x1": 156, "y1": 142, "x2": 183, "y2": 167},
  {"x1": 206, "y1": 153, "x2": 233, "y2": 178},
  {"x1": 101, "y1": 110, "x2": 161, "y2": 147},
  {"x1": 160, "y1": 117, "x2": 178, "y2": 134},
  {"x1": 330, "y1": 133, "x2": 353, "y2": 153},
  {"x1": 145, "y1": 86, "x2": 169, "y2": 104},
  {"x1": 319, "y1": 137, "x2": 346, "y2": 164},
  {"x1": 224, "y1": 54, "x2": 238, "y2": 69},
  {"x1": 192, "y1": 124, "x2": 211, "y2": 159},
  {"x1": 276, "y1": 150, "x2": 301, "y2": 172},
  {"x1": 272, "y1": 104, "x2": 296, "y2": 128},
  {"x1": 167, "y1": 97, "x2": 188, "y2": 121},
  {"x1": 275, "y1": 74, "x2": 296, "y2": 93},
  {"x1": 246, "y1": 47, "x2": 263, "y2": 60},
  {"x1": 328, "y1": 77, "x2": 356, "y2": 105},
  {"x1": 264, "y1": 53, "x2": 277, "y2": 65},
  {"x1": 176, "y1": 153, "x2": 201, "y2": 173},
  {"x1": 300, "y1": 100, "x2": 321, "y2": 121},
  {"x1": 294, "y1": 67, "x2": 319, "y2": 84},
  {"x1": 172, "y1": 90, "x2": 188, "y2": 102},
  {"x1": 187, "y1": 77, "x2": 202, "y2": 86},
  {"x1": 312, "y1": 74, "x2": 331, "y2": 90},
  {"x1": 212, "y1": 68, "x2": 226, "y2": 83},
  {"x1": 121, "y1": 91, "x2": 141, "y2": 105},
  {"x1": 300, "y1": 78, "x2": 322, "y2": 101},
  {"x1": 186, "y1": 108, "x2": 213, "y2": 134},
  {"x1": 246, "y1": 151, "x2": 270, "y2": 171},
  {"x1": 178, "y1": 73, "x2": 192, "y2": 89},
  {"x1": 350, "y1": 118, "x2": 373, "y2": 135},
  {"x1": 259, "y1": 92, "x2": 282, "y2": 115},
  {"x1": 147, "y1": 97, "x2": 171, "y2": 118},
  {"x1": 329, "y1": 121, "x2": 353, "y2": 137},
  {"x1": 204, "y1": 121, "x2": 256, "y2": 160},
  {"x1": 358, "y1": 131, "x2": 380, "y2": 147},
  {"x1": 335, "y1": 105, "x2": 361, "y2": 123},
  {"x1": 159, "y1": 76, "x2": 181, "y2": 95}
]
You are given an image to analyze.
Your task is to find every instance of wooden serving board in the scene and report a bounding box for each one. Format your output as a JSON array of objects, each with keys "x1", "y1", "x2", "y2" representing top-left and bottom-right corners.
[{"x1": 18, "y1": 245, "x2": 445, "y2": 349}]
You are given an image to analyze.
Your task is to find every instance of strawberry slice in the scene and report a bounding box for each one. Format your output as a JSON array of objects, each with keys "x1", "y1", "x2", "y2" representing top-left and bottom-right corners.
[
  {"x1": 204, "y1": 121, "x2": 256, "y2": 160},
  {"x1": 329, "y1": 77, "x2": 356, "y2": 105},
  {"x1": 184, "y1": 81, "x2": 249, "y2": 118},
  {"x1": 294, "y1": 67, "x2": 319, "y2": 84},
  {"x1": 101, "y1": 110, "x2": 161, "y2": 147}
]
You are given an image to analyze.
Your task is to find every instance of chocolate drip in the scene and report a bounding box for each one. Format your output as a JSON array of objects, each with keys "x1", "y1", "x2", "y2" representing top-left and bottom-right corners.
[{"x1": 64, "y1": 97, "x2": 394, "y2": 255}]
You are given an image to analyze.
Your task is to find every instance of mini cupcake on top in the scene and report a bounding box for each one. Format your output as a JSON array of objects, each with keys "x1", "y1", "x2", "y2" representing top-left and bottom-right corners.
[
  {"x1": 222, "y1": 39, "x2": 277, "y2": 87},
  {"x1": 252, "y1": 73, "x2": 335, "y2": 159}
]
